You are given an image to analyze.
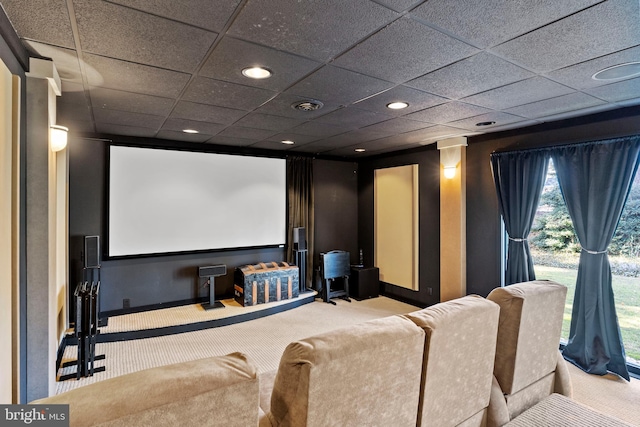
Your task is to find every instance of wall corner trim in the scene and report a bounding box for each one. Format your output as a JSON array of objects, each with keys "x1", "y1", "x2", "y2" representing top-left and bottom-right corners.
[{"x1": 26, "y1": 58, "x2": 61, "y2": 96}]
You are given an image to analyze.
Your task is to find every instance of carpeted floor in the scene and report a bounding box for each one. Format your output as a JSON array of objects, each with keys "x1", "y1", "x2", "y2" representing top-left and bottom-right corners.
[
  {"x1": 57, "y1": 297, "x2": 417, "y2": 393},
  {"x1": 57, "y1": 296, "x2": 640, "y2": 425},
  {"x1": 100, "y1": 292, "x2": 316, "y2": 333},
  {"x1": 567, "y1": 363, "x2": 640, "y2": 426}
]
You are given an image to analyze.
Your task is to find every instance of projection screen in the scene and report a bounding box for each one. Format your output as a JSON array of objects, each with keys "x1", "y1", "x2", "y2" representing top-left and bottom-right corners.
[{"x1": 108, "y1": 145, "x2": 286, "y2": 257}]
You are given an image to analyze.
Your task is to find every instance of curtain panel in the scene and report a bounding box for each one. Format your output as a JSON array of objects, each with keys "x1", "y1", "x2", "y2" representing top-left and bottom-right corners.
[
  {"x1": 490, "y1": 151, "x2": 549, "y2": 285},
  {"x1": 286, "y1": 157, "x2": 314, "y2": 287},
  {"x1": 554, "y1": 136, "x2": 640, "y2": 381}
]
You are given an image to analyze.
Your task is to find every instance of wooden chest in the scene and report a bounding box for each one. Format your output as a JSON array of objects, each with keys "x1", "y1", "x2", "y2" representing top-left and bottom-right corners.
[{"x1": 234, "y1": 262, "x2": 299, "y2": 306}]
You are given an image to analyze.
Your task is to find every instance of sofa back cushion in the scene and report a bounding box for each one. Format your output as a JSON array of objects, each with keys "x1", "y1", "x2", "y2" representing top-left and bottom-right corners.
[
  {"x1": 32, "y1": 352, "x2": 259, "y2": 427},
  {"x1": 404, "y1": 295, "x2": 500, "y2": 427},
  {"x1": 488, "y1": 280, "x2": 567, "y2": 396},
  {"x1": 267, "y1": 315, "x2": 425, "y2": 427}
]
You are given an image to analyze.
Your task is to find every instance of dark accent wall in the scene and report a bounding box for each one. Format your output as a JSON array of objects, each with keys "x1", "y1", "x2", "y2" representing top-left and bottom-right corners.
[
  {"x1": 358, "y1": 146, "x2": 440, "y2": 307},
  {"x1": 68, "y1": 138, "x2": 359, "y2": 314},
  {"x1": 466, "y1": 105, "x2": 640, "y2": 297},
  {"x1": 25, "y1": 76, "x2": 54, "y2": 402},
  {"x1": 313, "y1": 159, "x2": 359, "y2": 263}
]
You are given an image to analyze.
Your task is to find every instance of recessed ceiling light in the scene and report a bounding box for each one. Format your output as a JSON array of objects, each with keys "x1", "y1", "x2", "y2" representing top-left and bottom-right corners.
[
  {"x1": 355, "y1": 148, "x2": 366, "y2": 152},
  {"x1": 387, "y1": 101, "x2": 409, "y2": 110},
  {"x1": 592, "y1": 62, "x2": 640, "y2": 81},
  {"x1": 241, "y1": 67, "x2": 272, "y2": 79},
  {"x1": 475, "y1": 121, "x2": 495, "y2": 127},
  {"x1": 281, "y1": 140, "x2": 295, "y2": 145},
  {"x1": 183, "y1": 129, "x2": 199, "y2": 134}
]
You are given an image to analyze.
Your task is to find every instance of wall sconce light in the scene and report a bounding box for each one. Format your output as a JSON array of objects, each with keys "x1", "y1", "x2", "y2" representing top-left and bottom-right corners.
[
  {"x1": 437, "y1": 136, "x2": 467, "y2": 180},
  {"x1": 50, "y1": 125, "x2": 68, "y2": 152},
  {"x1": 443, "y1": 165, "x2": 457, "y2": 179}
]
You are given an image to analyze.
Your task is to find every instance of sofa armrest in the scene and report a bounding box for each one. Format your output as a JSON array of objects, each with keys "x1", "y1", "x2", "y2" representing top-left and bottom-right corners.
[
  {"x1": 553, "y1": 349, "x2": 573, "y2": 398},
  {"x1": 487, "y1": 375, "x2": 510, "y2": 427},
  {"x1": 32, "y1": 353, "x2": 259, "y2": 427}
]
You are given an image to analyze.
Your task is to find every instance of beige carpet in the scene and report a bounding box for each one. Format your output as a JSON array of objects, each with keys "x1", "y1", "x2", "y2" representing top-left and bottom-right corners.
[
  {"x1": 101, "y1": 292, "x2": 316, "y2": 333},
  {"x1": 567, "y1": 363, "x2": 640, "y2": 426},
  {"x1": 57, "y1": 297, "x2": 640, "y2": 425},
  {"x1": 57, "y1": 297, "x2": 417, "y2": 393}
]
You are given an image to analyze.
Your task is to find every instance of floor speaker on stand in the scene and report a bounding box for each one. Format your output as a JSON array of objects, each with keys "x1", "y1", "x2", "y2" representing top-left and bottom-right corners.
[
  {"x1": 293, "y1": 227, "x2": 308, "y2": 292},
  {"x1": 83, "y1": 235, "x2": 106, "y2": 326},
  {"x1": 293, "y1": 227, "x2": 306, "y2": 251}
]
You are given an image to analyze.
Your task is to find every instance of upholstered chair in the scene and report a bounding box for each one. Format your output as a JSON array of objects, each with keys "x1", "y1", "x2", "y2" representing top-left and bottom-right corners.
[
  {"x1": 487, "y1": 280, "x2": 572, "y2": 424},
  {"x1": 405, "y1": 295, "x2": 501, "y2": 427},
  {"x1": 259, "y1": 315, "x2": 425, "y2": 427}
]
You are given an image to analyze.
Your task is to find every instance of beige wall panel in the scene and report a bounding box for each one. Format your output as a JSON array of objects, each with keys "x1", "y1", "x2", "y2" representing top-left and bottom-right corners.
[
  {"x1": 440, "y1": 148, "x2": 467, "y2": 301},
  {"x1": 11, "y1": 75, "x2": 21, "y2": 403},
  {"x1": 374, "y1": 164, "x2": 419, "y2": 290},
  {"x1": 0, "y1": 60, "x2": 14, "y2": 403},
  {"x1": 56, "y1": 148, "x2": 68, "y2": 339}
]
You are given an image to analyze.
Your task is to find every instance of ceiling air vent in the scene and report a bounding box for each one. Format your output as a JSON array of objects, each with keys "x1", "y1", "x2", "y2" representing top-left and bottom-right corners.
[{"x1": 291, "y1": 100, "x2": 324, "y2": 111}]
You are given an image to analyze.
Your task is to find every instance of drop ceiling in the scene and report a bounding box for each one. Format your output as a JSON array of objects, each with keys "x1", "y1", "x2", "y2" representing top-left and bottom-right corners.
[{"x1": 2, "y1": 0, "x2": 640, "y2": 157}]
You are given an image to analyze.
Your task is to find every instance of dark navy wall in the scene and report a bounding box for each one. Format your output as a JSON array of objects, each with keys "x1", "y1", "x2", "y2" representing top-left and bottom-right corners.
[
  {"x1": 68, "y1": 137, "x2": 359, "y2": 313},
  {"x1": 358, "y1": 146, "x2": 440, "y2": 308},
  {"x1": 466, "y1": 105, "x2": 640, "y2": 297},
  {"x1": 68, "y1": 104, "x2": 640, "y2": 315},
  {"x1": 313, "y1": 159, "x2": 359, "y2": 263}
]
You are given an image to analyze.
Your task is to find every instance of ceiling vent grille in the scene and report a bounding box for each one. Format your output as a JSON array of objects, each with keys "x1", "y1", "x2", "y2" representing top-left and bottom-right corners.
[{"x1": 291, "y1": 100, "x2": 324, "y2": 111}]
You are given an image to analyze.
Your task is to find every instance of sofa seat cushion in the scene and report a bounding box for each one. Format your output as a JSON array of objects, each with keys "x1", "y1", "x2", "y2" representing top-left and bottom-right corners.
[
  {"x1": 267, "y1": 315, "x2": 425, "y2": 427},
  {"x1": 32, "y1": 352, "x2": 259, "y2": 427},
  {"x1": 504, "y1": 371, "x2": 555, "y2": 419},
  {"x1": 505, "y1": 393, "x2": 633, "y2": 426}
]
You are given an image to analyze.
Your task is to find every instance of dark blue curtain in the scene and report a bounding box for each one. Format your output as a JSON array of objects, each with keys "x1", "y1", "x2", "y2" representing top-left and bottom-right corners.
[
  {"x1": 554, "y1": 136, "x2": 640, "y2": 381},
  {"x1": 491, "y1": 151, "x2": 549, "y2": 285}
]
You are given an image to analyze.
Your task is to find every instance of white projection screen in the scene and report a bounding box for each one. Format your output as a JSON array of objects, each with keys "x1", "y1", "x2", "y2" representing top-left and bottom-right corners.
[{"x1": 108, "y1": 145, "x2": 287, "y2": 257}]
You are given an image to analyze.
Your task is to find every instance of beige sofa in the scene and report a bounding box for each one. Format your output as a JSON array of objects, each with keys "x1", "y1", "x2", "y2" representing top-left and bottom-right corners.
[
  {"x1": 257, "y1": 295, "x2": 501, "y2": 427},
  {"x1": 33, "y1": 282, "x2": 632, "y2": 427}
]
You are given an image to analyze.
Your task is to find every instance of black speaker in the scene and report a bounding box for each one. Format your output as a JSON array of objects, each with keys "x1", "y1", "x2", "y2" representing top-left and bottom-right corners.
[
  {"x1": 84, "y1": 236, "x2": 100, "y2": 268},
  {"x1": 293, "y1": 227, "x2": 306, "y2": 251},
  {"x1": 198, "y1": 265, "x2": 227, "y2": 277},
  {"x1": 350, "y1": 267, "x2": 380, "y2": 300}
]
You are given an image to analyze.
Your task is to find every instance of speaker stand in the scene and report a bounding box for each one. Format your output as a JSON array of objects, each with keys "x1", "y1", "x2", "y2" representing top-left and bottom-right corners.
[
  {"x1": 82, "y1": 267, "x2": 108, "y2": 326},
  {"x1": 201, "y1": 301, "x2": 225, "y2": 310},
  {"x1": 201, "y1": 276, "x2": 224, "y2": 310},
  {"x1": 294, "y1": 249, "x2": 307, "y2": 292}
]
